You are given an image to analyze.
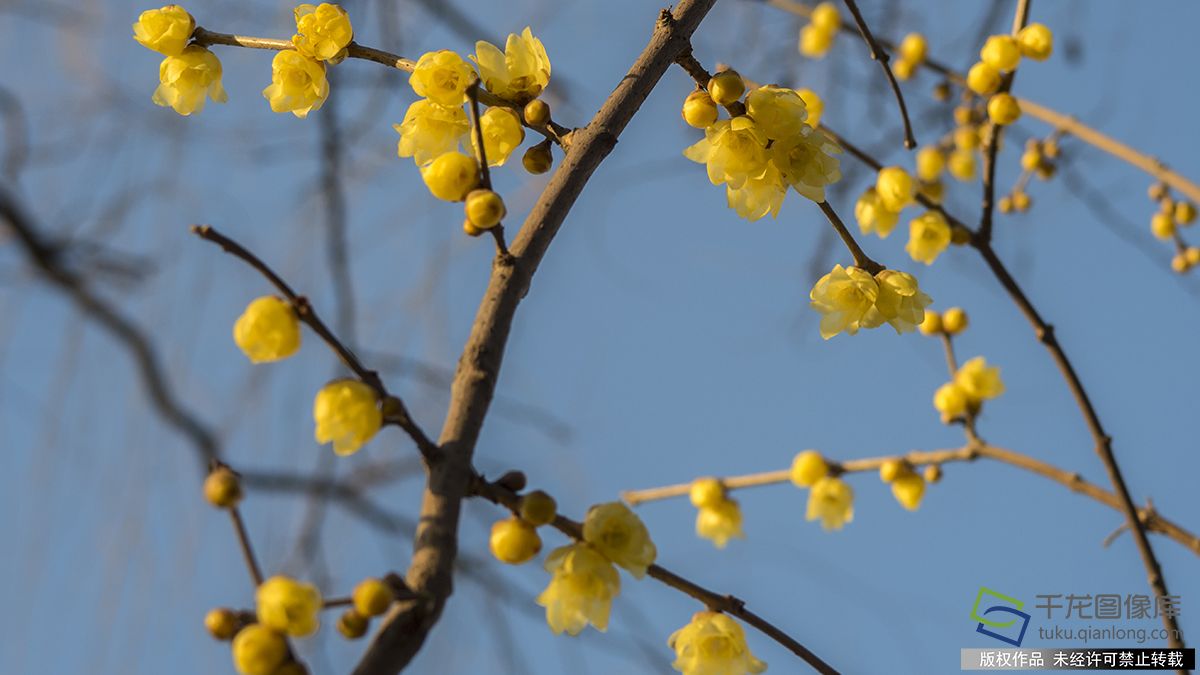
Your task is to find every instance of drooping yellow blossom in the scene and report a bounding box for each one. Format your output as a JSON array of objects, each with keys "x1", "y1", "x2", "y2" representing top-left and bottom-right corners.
[
  {"x1": 954, "y1": 356, "x2": 1005, "y2": 403},
  {"x1": 690, "y1": 477, "x2": 726, "y2": 509},
  {"x1": 313, "y1": 379, "x2": 382, "y2": 455},
  {"x1": 292, "y1": 3, "x2": 353, "y2": 63},
  {"x1": 256, "y1": 576, "x2": 322, "y2": 637},
  {"x1": 807, "y1": 476, "x2": 854, "y2": 530},
  {"x1": 906, "y1": 211, "x2": 951, "y2": 265},
  {"x1": 231, "y1": 624, "x2": 287, "y2": 675},
  {"x1": 233, "y1": 296, "x2": 300, "y2": 363},
  {"x1": 799, "y1": 24, "x2": 836, "y2": 59},
  {"x1": 352, "y1": 578, "x2": 394, "y2": 617},
  {"x1": 967, "y1": 61, "x2": 1001, "y2": 95},
  {"x1": 809, "y1": 264, "x2": 878, "y2": 339},
  {"x1": 870, "y1": 269, "x2": 932, "y2": 334},
  {"x1": 490, "y1": 517, "x2": 543, "y2": 564},
  {"x1": 471, "y1": 27, "x2": 551, "y2": 103},
  {"x1": 790, "y1": 449, "x2": 829, "y2": 487},
  {"x1": 410, "y1": 50, "x2": 476, "y2": 106},
  {"x1": 854, "y1": 188, "x2": 900, "y2": 239},
  {"x1": 472, "y1": 106, "x2": 525, "y2": 167},
  {"x1": 795, "y1": 88, "x2": 824, "y2": 126},
  {"x1": 707, "y1": 70, "x2": 746, "y2": 107},
  {"x1": 537, "y1": 543, "x2": 621, "y2": 635},
  {"x1": 394, "y1": 99, "x2": 470, "y2": 166},
  {"x1": 668, "y1": 611, "x2": 767, "y2": 675},
  {"x1": 810, "y1": 2, "x2": 841, "y2": 32},
  {"x1": 770, "y1": 127, "x2": 842, "y2": 202},
  {"x1": 916, "y1": 147, "x2": 945, "y2": 182},
  {"x1": 337, "y1": 610, "x2": 368, "y2": 639},
  {"x1": 133, "y1": 5, "x2": 195, "y2": 56},
  {"x1": 262, "y1": 50, "x2": 329, "y2": 118},
  {"x1": 421, "y1": 151, "x2": 480, "y2": 201},
  {"x1": 726, "y1": 166, "x2": 786, "y2": 222},
  {"x1": 987, "y1": 93, "x2": 1021, "y2": 125},
  {"x1": 933, "y1": 382, "x2": 970, "y2": 423},
  {"x1": 683, "y1": 117, "x2": 769, "y2": 190},
  {"x1": 981, "y1": 35, "x2": 1021, "y2": 72},
  {"x1": 948, "y1": 148, "x2": 977, "y2": 181},
  {"x1": 152, "y1": 46, "x2": 227, "y2": 116},
  {"x1": 745, "y1": 85, "x2": 809, "y2": 140},
  {"x1": 524, "y1": 99, "x2": 551, "y2": 126},
  {"x1": 899, "y1": 33, "x2": 929, "y2": 65},
  {"x1": 682, "y1": 91, "x2": 719, "y2": 129},
  {"x1": 582, "y1": 501, "x2": 656, "y2": 578},
  {"x1": 1017, "y1": 23, "x2": 1054, "y2": 61},
  {"x1": 696, "y1": 497, "x2": 745, "y2": 549},
  {"x1": 891, "y1": 471, "x2": 926, "y2": 510},
  {"x1": 875, "y1": 166, "x2": 917, "y2": 212}
]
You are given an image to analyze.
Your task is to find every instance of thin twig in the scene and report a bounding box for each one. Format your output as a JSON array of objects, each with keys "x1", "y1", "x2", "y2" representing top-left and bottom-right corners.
[
  {"x1": 979, "y1": 0, "x2": 1031, "y2": 243},
  {"x1": 816, "y1": 200, "x2": 884, "y2": 274},
  {"x1": 466, "y1": 81, "x2": 510, "y2": 257},
  {"x1": 838, "y1": 0, "x2": 916, "y2": 149},
  {"x1": 229, "y1": 506, "x2": 265, "y2": 587}
]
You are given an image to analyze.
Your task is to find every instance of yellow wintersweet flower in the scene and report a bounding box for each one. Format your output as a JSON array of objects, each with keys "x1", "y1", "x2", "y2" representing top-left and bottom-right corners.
[
  {"x1": 799, "y1": 24, "x2": 835, "y2": 59},
  {"x1": 696, "y1": 498, "x2": 745, "y2": 549},
  {"x1": 471, "y1": 27, "x2": 551, "y2": 103},
  {"x1": 231, "y1": 624, "x2": 287, "y2": 675},
  {"x1": 790, "y1": 450, "x2": 829, "y2": 487},
  {"x1": 980, "y1": 35, "x2": 1021, "y2": 73},
  {"x1": 891, "y1": 471, "x2": 926, "y2": 510},
  {"x1": 152, "y1": 46, "x2": 227, "y2": 116},
  {"x1": 668, "y1": 611, "x2": 767, "y2": 675},
  {"x1": 987, "y1": 93, "x2": 1021, "y2": 126},
  {"x1": 899, "y1": 33, "x2": 928, "y2": 65},
  {"x1": 472, "y1": 107, "x2": 526, "y2": 167},
  {"x1": 683, "y1": 117, "x2": 769, "y2": 190},
  {"x1": 394, "y1": 99, "x2": 470, "y2": 166},
  {"x1": 769, "y1": 126, "x2": 842, "y2": 202},
  {"x1": 966, "y1": 61, "x2": 1001, "y2": 96},
  {"x1": 582, "y1": 501, "x2": 656, "y2": 578},
  {"x1": 948, "y1": 148, "x2": 977, "y2": 181},
  {"x1": 537, "y1": 543, "x2": 620, "y2": 635},
  {"x1": 870, "y1": 269, "x2": 932, "y2": 334},
  {"x1": 490, "y1": 517, "x2": 543, "y2": 564},
  {"x1": 421, "y1": 151, "x2": 480, "y2": 202},
  {"x1": 810, "y1": 1, "x2": 841, "y2": 31},
  {"x1": 875, "y1": 166, "x2": 916, "y2": 212},
  {"x1": 1017, "y1": 23, "x2": 1054, "y2": 61},
  {"x1": 906, "y1": 211, "x2": 951, "y2": 265},
  {"x1": 689, "y1": 478, "x2": 725, "y2": 509},
  {"x1": 256, "y1": 576, "x2": 322, "y2": 637},
  {"x1": 707, "y1": 70, "x2": 746, "y2": 107},
  {"x1": 292, "y1": 3, "x2": 353, "y2": 63},
  {"x1": 954, "y1": 356, "x2": 1005, "y2": 403},
  {"x1": 745, "y1": 85, "x2": 808, "y2": 140},
  {"x1": 807, "y1": 476, "x2": 854, "y2": 531},
  {"x1": 682, "y1": 91, "x2": 719, "y2": 129},
  {"x1": 795, "y1": 88, "x2": 824, "y2": 127},
  {"x1": 233, "y1": 296, "x2": 300, "y2": 363},
  {"x1": 262, "y1": 50, "x2": 329, "y2": 118},
  {"x1": 809, "y1": 264, "x2": 878, "y2": 339},
  {"x1": 133, "y1": 5, "x2": 194, "y2": 56},
  {"x1": 726, "y1": 162, "x2": 786, "y2": 221},
  {"x1": 313, "y1": 379, "x2": 382, "y2": 455},
  {"x1": 916, "y1": 146, "x2": 945, "y2": 182},
  {"x1": 854, "y1": 187, "x2": 900, "y2": 239},
  {"x1": 410, "y1": 50, "x2": 476, "y2": 106},
  {"x1": 933, "y1": 381, "x2": 970, "y2": 423}
]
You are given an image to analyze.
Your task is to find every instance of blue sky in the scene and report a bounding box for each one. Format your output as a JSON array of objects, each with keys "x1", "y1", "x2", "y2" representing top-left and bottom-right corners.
[{"x1": 1, "y1": 0, "x2": 1197, "y2": 673}]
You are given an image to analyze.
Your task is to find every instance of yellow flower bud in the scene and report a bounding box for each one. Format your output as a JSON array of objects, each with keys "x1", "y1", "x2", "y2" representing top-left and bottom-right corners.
[
  {"x1": 1171, "y1": 254, "x2": 1188, "y2": 274},
  {"x1": 522, "y1": 142, "x2": 553, "y2": 174},
  {"x1": 1017, "y1": 23, "x2": 1054, "y2": 61},
  {"x1": 941, "y1": 307, "x2": 968, "y2": 334},
  {"x1": 537, "y1": 543, "x2": 620, "y2": 635},
  {"x1": 409, "y1": 50, "x2": 474, "y2": 106},
  {"x1": 337, "y1": 610, "x2": 368, "y2": 639},
  {"x1": 954, "y1": 356, "x2": 1005, "y2": 403},
  {"x1": 810, "y1": 2, "x2": 841, "y2": 32},
  {"x1": 1175, "y1": 200, "x2": 1197, "y2": 225},
  {"x1": 892, "y1": 57, "x2": 916, "y2": 81},
  {"x1": 998, "y1": 196, "x2": 1014, "y2": 213},
  {"x1": 795, "y1": 87, "x2": 824, "y2": 127},
  {"x1": 906, "y1": 211, "x2": 951, "y2": 265},
  {"x1": 966, "y1": 61, "x2": 1001, "y2": 95},
  {"x1": 933, "y1": 381, "x2": 969, "y2": 423},
  {"x1": 707, "y1": 70, "x2": 745, "y2": 107},
  {"x1": 806, "y1": 477, "x2": 854, "y2": 530},
  {"x1": 471, "y1": 27, "x2": 551, "y2": 103},
  {"x1": 918, "y1": 310, "x2": 942, "y2": 335},
  {"x1": 152, "y1": 46, "x2": 228, "y2": 116},
  {"x1": 682, "y1": 91, "x2": 719, "y2": 129},
  {"x1": 799, "y1": 24, "x2": 836, "y2": 58},
  {"x1": 980, "y1": 35, "x2": 1021, "y2": 72},
  {"x1": 668, "y1": 611, "x2": 766, "y2": 675},
  {"x1": 876, "y1": 166, "x2": 916, "y2": 211},
  {"x1": 582, "y1": 502, "x2": 656, "y2": 577},
  {"x1": 464, "y1": 189, "x2": 506, "y2": 229},
  {"x1": 524, "y1": 99, "x2": 551, "y2": 127},
  {"x1": 948, "y1": 148, "x2": 977, "y2": 181},
  {"x1": 1020, "y1": 148, "x2": 1041, "y2": 172},
  {"x1": 916, "y1": 146, "x2": 945, "y2": 182},
  {"x1": 472, "y1": 106, "x2": 525, "y2": 167},
  {"x1": 292, "y1": 3, "x2": 354, "y2": 62},
  {"x1": 790, "y1": 450, "x2": 828, "y2": 487},
  {"x1": 350, "y1": 578, "x2": 394, "y2": 617},
  {"x1": 1151, "y1": 212, "x2": 1176, "y2": 240},
  {"x1": 490, "y1": 517, "x2": 543, "y2": 565},
  {"x1": 133, "y1": 5, "x2": 195, "y2": 56},
  {"x1": 421, "y1": 151, "x2": 480, "y2": 201},
  {"x1": 953, "y1": 105, "x2": 976, "y2": 126},
  {"x1": 954, "y1": 126, "x2": 980, "y2": 151},
  {"x1": 313, "y1": 379, "x2": 381, "y2": 456},
  {"x1": 1012, "y1": 191, "x2": 1031, "y2": 211},
  {"x1": 899, "y1": 33, "x2": 928, "y2": 64},
  {"x1": 204, "y1": 466, "x2": 242, "y2": 508},
  {"x1": 1187, "y1": 247, "x2": 1200, "y2": 266},
  {"x1": 205, "y1": 608, "x2": 239, "y2": 640},
  {"x1": 689, "y1": 477, "x2": 725, "y2": 509},
  {"x1": 923, "y1": 464, "x2": 943, "y2": 483},
  {"x1": 256, "y1": 576, "x2": 321, "y2": 637},
  {"x1": 463, "y1": 219, "x2": 483, "y2": 237},
  {"x1": 879, "y1": 459, "x2": 905, "y2": 483},
  {"x1": 519, "y1": 490, "x2": 558, "y2": 526},
  {"x1": 231, "y1": 624, "x2": 287, "y2": 675},
  {"x1": 262, "y1": 50, "x2": 328, "y2": 119},
  {"x1": 233, "y1": 296, "x2": 300, "y2": 363},
  {"x1": 891, "y1": 471, "x2": 926, "y2": 510},
  {"x1": 695, "y1": 498, "x2": 745, "y2": 549},
  {"x1": 987, "y1": 93, "x2": 1021, "y2": 125}
]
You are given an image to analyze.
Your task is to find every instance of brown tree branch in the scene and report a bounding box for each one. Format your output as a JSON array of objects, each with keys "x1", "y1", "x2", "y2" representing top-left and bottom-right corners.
[
  {"x1": 838, "y1": 0, "x2": 917, "y2": 149},
  {"x1": 978, "y1": 0, "x2": 1031, "y2": 243}
]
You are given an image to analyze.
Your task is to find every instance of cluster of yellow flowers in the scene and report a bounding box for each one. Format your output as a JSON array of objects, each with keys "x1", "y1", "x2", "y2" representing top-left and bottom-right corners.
[
  {"x1": 855, "y1": 165, "x2": 961, "y2": 267},
  {"x1": 1145, "y1": 184, "x2": 1200, "y2": 272},
  {"x1": 912, "y1": 115, "x2": 986, "y2": 191},
  {"x1": 230, "y1": 296, "x2": 382, "y2": 455},
  {"x1": 932, "y1": 355, "x2": 1005, "y2": 424},
  {"x1": 809, "y1": 264, "x2": 932, "y2": 339},
  {"x1": 879, "y1": 458, "x2": 940, "y2": 511},
  {"x1": 998, "y1": 136, "x2": 1062, "y2": 213},
  {"x1": 688, "y1": 478, "x2": 746, "y2": 548},
  {"x1": 798, "y1": 2, "x2": 841, "y2": 59},
  {"x1": 965, "y1": 24, "x2": 1054, "y2": 126},
  {"x1": 790, "y1": 450, "x2": 854, "y2": 530},
  {"x1": 892, "y1": 33, "x2": 929, "y2": 81},
  {"x1": 682, "y1": 70, "x2": 842, "y2": 221},
  {"x1": 133, "y1": 5, "x2": 226, "y2": 115}
]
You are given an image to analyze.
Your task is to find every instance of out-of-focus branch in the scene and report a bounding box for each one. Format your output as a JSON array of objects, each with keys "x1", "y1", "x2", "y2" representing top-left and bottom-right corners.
[{"x1": 978, "y1": 0, "x2": 1031, "y2": 243}]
